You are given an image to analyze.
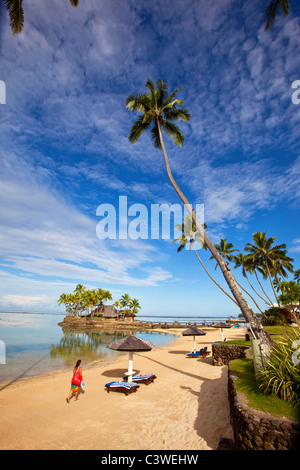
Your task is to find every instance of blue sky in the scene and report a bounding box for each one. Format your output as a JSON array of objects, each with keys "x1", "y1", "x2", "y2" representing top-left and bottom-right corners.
[{"x1": 0, "y1": 0, "x2": 300, "y2": 317}]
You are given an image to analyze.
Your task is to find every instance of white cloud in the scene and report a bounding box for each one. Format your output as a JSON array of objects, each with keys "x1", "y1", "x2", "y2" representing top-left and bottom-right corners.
[
  {"x1": 0, "y1": 148, "x2": 173, "y2": 310},
  {"x1": 180, "y1": 156, "x2": 300, "y2": 226},
  {"x1": 2, "y1": 294, "x2": 49, "y2": 308}
]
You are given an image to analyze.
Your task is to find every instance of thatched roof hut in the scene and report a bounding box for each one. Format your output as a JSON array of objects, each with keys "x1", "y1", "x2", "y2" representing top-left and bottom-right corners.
[{"x1": 93, "y1": 305, "x2": 121, "y2": 318}]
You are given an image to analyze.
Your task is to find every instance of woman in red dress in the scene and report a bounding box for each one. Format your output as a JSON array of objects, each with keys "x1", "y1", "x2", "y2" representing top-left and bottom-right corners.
[{"x1": 66, "y1": 359, "x2": 83, "y2": 403}]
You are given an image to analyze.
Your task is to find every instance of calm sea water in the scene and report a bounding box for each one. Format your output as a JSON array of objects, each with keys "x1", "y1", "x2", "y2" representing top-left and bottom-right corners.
[
  {"x1": 0, "y1": 312, "x2": 178, "y2": 386},
  {"x1": 139, "y1": 315, "x2": 231, "y2": 325}
]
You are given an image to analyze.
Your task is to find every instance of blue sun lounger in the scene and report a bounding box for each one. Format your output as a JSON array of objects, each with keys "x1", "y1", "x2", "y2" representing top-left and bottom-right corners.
[
  {"x1": 123, "y1": 373, "x2": 157, "y2": 385},
  {"x1": 187, "y1": 347, "x2": 210, "y2": 358},
  {"x1": 105, "y1": 381, "x2": 139, "y2": 395}
]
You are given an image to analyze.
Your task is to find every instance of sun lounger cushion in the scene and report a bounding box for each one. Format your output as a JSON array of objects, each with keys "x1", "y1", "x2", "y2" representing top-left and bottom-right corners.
[
  {"x1": 187, "y1": 347, "x2": 210, "y2": 357},
  {"x1": 106, "y1": 381, "x2": 138, "y2": 389},
  {"x1": 123, "y1": 374, "x2": 156, "y2": 384},
  {"x1": 187, "y1": 348, "x2": 203, "y2": 357}
]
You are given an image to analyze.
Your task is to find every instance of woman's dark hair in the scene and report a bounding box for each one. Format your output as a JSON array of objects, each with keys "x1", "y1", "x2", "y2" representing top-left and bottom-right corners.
[{"x1": 74, "y1": 359, "x2": 81, "y2": 369}]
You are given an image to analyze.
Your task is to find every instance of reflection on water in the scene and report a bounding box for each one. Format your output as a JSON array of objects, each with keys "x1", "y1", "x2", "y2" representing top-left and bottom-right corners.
[{"x1": 0, "y1": 313, "x2": 177, "y2": 386}]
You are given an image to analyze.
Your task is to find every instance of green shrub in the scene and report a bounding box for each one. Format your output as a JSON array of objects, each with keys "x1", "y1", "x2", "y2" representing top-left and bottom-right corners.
[
  {"x1": 258, "y1": 328, "x2": 300, "y2": 406},
  {"x1": 263, "y1": 306, "x2": 289, "y2": 326}
]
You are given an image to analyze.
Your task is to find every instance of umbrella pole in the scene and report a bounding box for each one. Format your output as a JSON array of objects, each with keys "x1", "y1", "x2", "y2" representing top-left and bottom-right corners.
[
  {"x1": 193, "y1": 336, "x2": 196, "y2": 352},
  {"x1": 128, "y1": 351, "x2": 134, "y2": 383}
]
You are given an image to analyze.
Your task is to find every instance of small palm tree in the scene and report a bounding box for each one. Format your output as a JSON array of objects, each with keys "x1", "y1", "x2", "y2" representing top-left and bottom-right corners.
[
  {"x1": 74, "y1": 284, "x2": 86, "y2": 316},
  {"x1": 210, "y1": 239, "x2": 238, "y2": 270},
  {"x1": 129, "y1": 298, "x2": 141, "y2": 321},
  {"x1": 113, "y1": 299, "x2": 122, "y2": 319},
  {"x1": 3, "y1": 0, "x2": 79, "y2": 35},
  {"x1": 58, "y1": 293, "x2": 68, "y2": 312},
  {"x1": 120, "y1": 293, "x2": 131, "y2": 310},
  {"x1": 245, "y1": 232, "x2": 293, "y2": 306}
]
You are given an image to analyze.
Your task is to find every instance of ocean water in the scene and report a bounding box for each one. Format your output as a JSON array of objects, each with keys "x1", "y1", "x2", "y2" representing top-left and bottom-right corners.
[
  {"x1": 0, "y1": 312, "x2": 178, "y2": 386},
  {"x1": 138, "y1": 315, "x2": 231, "y2": 325}
]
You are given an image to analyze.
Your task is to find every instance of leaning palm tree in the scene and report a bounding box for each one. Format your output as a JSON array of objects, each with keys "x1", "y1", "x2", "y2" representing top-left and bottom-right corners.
[
  {"x1": 126, "y1": 78, "x2": 273, "y2": 354},
  {"x1": 3, "y1": 0, "x2": 79, "y2": 35},
  {"x1": 264, "y1": 0, "x2": 290, "y2": 31},
  {"x1": 245, "y1": 232, "x2": 294, "y2": 307}
]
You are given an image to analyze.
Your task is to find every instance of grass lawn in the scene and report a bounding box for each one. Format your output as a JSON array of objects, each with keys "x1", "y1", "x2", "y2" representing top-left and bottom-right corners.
[
  {"x1": 230, "y1": 358, "x2": 299, "y2": 421},
  {"x1": 227, "y1": 324, "x2": 300, "y2": 421}
]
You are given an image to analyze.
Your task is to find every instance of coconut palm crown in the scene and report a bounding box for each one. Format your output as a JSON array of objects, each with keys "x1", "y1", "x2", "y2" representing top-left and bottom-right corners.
[{"x1": 126, "y1": 78, "x2": 191, "y2": 149}]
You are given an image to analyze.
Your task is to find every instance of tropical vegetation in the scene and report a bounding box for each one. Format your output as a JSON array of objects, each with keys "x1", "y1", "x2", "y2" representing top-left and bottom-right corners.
[
  {"x1": 173, "y1": 217, "x2": 299, "y2": 327},
  {"x1": 258, "y1": 327, "x2": 300, "y2": 407},
  {"x1": 58, "y1": 284, "x2": 141, "y2": 320},
  {"x1": 4, "y1": 1, "x2": 292, "y2": 36}
]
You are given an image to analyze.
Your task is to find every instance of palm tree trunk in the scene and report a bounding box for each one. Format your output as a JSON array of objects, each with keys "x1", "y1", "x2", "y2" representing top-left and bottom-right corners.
[
  {"x1": 254, "y1": 270, "x2": 274, "y2": 306},
  {"x1": 156, "y1": 120, "x2": 274, "y2": 352},
  {"x1": 192, "y1": 245, "x2": 238, "y2": 306},
  {"x1": 245, "y1": 272, "x2": 272, "y2": 306},
  {"x1": 264, "y1": 259, "x2": 280, "y2": 306},
  {"x1": 235, "y1": 279, "x2": 264, "y2": 315}
]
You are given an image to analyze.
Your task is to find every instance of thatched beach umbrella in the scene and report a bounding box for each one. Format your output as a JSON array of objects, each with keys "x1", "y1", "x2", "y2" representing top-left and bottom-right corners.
[
  {"x1": 182, "y1": 326, "x2": 206, "y2": 352},
  {"x1": 107, "y1": 335, "x2": 153, "y2": 382},
  {"x1": 214, "y1": 322, "x2": 231, "y2": 340}
]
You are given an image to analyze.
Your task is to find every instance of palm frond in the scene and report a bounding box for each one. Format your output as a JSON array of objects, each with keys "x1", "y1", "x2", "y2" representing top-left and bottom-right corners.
[
  {"x1": 264, "y1": 0, "x2": 290, "y2": 31},
  {"x1": 162, "y1": 87, "x2": 183, "y2": 107},
  {"x1": 161, "y1": 120, "x2": 185, "y2": 147},
  {"x1": 164, "y1": 107, "x2": 191, "y2": 122},
  {"x1": 4, "y1": 0, "x2": 24, "y2": 35},
  {"x1": 156, "y1": 79, "x2": 168, "y2": 107},
  {"x1": 145, "y1": 78, "x2": 157, "y2": 104},
  {"x1": 128, "y1": 115, "x2": 151, "y2": 144},
  {"x1": 151, "y1": 123, "x2": 161, "y2": 148},
  {"x1": 126, "y1": 93, "x2": 150, "y2": 113}
]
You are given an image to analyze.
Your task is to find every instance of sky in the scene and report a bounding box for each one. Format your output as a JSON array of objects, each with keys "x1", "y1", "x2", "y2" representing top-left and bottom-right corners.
[{"x1": 0, "y1": 0, "x2": 300, "y2": 318}]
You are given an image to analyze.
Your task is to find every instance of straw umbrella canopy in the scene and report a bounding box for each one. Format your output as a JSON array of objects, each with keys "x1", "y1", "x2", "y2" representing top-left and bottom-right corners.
[
  {"x1": 214, "y1": 322, "x2": 231, "y2": 340},
  {"x1": 107, "y1": 335, "x2": 153, "y2": 382},
  {"x1": 182, "y1": 326, "x2": 206, "y2": 352}
]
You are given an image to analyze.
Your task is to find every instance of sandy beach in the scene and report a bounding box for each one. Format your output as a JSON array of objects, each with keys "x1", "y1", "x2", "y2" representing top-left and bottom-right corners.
[{"x1": 0, "y1": 326, "x2": 246, "y2": 450}]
